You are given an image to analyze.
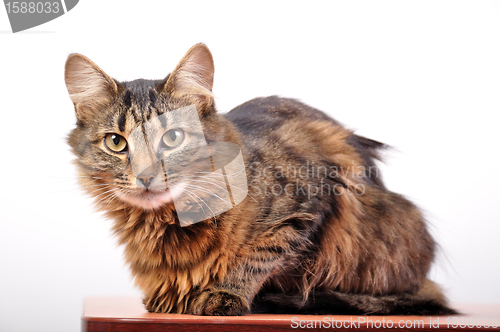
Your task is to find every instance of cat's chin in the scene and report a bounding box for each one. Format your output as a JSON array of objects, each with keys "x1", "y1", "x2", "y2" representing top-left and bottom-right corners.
[{"x1": 114, "y1": 188, "x2": 175, "y2": 210}]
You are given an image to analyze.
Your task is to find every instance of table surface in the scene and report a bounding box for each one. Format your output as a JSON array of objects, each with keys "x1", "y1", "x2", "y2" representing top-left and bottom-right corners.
[{"x1": 82, "y1": 297, "x2": 500, "y2": 332}]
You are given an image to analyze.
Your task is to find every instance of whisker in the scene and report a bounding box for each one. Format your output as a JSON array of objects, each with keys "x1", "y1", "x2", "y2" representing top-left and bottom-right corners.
[
  {"x1": 182, "y1": 191, "x2": 206, "y2": 214},
  {"x1": 91, "y1": 188, "x2": 116, "y2": 201},
  {"x1": 84, "y1": 184, "x2": 112, "y2": 195},
  {"x1": 95, "y1": 191, "x2": 118, "y2": 210},
  {"x1": 193, "y1": 166, "x2": 246, "y2": 177},
  {"x1": 103, "y1": 192, "x2": 119, "y2": 211},
  {"x1": 188, "y1": 178, "x2": 235, "y2": 198},
  {"x1": 183, "y1": 184, "x2": 238, "y2": 212},
  {"x1": 182, "y1": 175, "x2": 257, "y2": 203},
  {"x1": 183, "y1": 188, "x2": 216, "y2": 221},
  {"x1": 183, "y1": 175, "x2": 252, "y2": 196}
]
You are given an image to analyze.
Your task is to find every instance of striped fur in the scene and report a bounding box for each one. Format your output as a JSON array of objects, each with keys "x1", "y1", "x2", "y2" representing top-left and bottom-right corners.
[{"x1": 65, "y1": 44, "x2": 455, "y2": 316}]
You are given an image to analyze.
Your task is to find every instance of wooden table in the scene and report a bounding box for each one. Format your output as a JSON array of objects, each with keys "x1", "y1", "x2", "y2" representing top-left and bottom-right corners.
[{"x1": 82, "y1": 297, "x2": 500, "y2": 331}]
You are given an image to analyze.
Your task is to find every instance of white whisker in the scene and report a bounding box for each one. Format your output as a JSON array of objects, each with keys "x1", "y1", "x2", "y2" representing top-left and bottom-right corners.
[
  {"x1": 184, "y1": 175, "x2": 253, "y2": 199},
  {"x1": 183, "y1": 183, "x2": 239, "y2": 212},
  {"x1": 183, "y1": 191, "x2": 206, "y2": 214},
  {"x1": 183, "y1": 188, "x2": 216, "y2": 220}
]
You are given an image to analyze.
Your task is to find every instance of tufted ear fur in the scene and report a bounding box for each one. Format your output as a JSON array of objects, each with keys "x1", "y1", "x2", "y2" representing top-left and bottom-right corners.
[
  {"x1": 64, "y1": 54, "x2": 118, "y2": 121},
  {"x1": 163, "y1": 43, "x2": 215, "y2": 112}
]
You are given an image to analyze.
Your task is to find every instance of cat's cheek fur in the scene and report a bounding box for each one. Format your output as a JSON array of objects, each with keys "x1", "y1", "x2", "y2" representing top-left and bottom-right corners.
[{"x1": 189, "y1": 289, "x2": 250, "y2": 316}]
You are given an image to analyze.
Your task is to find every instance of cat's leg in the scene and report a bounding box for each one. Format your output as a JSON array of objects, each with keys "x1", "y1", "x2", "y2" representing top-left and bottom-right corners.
[
  {"x1": 188, "y1": 259, "x2": 280, "y2": 316},
  {"x1": 188, "y1": 213, "x2": 312, "y2": 316}
]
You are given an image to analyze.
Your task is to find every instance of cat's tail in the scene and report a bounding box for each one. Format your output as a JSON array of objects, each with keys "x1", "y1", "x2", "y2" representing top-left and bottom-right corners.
[{"x1": 252, "y1": 280, "x2": 458, "y2": 315}]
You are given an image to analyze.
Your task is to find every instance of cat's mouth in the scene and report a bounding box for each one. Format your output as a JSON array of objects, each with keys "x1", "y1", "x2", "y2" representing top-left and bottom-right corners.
[{"x1": 113, "y1": 183, "x2": 186, "y2": 210}]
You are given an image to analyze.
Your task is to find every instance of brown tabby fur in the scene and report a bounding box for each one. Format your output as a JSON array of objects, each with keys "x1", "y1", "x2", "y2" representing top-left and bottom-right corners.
[{"x1": 65, "y1": 44, "x2": 455, "y2": 316}]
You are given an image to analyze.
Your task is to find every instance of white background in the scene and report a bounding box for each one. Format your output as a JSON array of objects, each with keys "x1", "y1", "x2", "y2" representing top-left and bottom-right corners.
[{"x1": 1, "y1": 1, "x2": 500, "y2": 331}]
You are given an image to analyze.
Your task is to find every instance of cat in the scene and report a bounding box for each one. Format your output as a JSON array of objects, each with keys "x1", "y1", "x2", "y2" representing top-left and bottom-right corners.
[{"x1": 65, "y1": 43, "x2": 456, "y2": 316}]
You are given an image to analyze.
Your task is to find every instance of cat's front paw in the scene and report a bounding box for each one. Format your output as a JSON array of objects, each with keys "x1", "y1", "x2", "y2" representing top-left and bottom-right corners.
[{"x1": 190, "y1": 289, "x2": 250, "y2": 316}]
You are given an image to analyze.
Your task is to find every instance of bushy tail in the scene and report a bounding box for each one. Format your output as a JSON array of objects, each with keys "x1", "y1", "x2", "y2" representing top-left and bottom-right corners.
[{"x1": 253, "y1": 280, "x2": 457, "y2": 316}]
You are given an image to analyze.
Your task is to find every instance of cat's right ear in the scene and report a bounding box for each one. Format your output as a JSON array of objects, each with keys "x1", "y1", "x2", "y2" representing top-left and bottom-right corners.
[{"x1": 64, "y1": 54, "x2": 118, "y2": 121}]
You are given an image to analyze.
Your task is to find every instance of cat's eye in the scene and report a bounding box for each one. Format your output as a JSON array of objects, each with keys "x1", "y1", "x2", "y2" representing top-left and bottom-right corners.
[
  {"x1": 104, "y1": 133, "x2": 128, "y2": 153},
  {"x1": 161, "y1": 129, "x2": 185, "y2": 149}
]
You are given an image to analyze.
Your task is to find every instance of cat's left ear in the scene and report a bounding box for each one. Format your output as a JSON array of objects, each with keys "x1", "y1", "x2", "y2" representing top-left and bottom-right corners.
[{"x1": 163, "y1": 43, "x2": 215, "y2": 113}]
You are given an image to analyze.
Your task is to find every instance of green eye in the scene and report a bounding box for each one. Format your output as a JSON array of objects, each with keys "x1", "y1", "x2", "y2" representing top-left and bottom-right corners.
[
  {"x1": 104, "y1": 133, "x2": 128, "y2": 153},
  {"x1": 162, "y1": 128, "x2": 185, "y2": 149}
]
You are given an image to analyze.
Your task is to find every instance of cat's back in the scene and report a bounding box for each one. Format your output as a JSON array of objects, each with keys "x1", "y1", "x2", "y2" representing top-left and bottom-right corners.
[
  {"x1": 224, "y1": 96, "x2": 339, "y2": 139},
  {"x1": 224, "y1": 96, "x2": 386, "y2": 188}
]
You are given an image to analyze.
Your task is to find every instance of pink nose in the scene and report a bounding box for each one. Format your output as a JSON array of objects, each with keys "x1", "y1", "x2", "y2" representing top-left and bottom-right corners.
[{"x1": 137, "y1": 173, "x2": 155, "y2": 189}]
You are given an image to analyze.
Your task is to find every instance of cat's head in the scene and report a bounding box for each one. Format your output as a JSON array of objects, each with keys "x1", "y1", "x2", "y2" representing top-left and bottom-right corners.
[{"x1": 65, "y1": 44, "x2": 246, "y2": 225}]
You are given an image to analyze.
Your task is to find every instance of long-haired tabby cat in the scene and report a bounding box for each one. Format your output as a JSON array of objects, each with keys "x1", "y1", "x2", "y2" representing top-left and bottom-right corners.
[{"x1": 65, "y1": 44, "x2": 455, "y2": 316}]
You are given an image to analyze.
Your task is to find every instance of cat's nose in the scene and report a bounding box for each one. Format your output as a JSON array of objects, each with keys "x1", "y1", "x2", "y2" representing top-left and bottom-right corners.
[{"x1": 137, "y1": 173, "x2": 155, "y2": 189}]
